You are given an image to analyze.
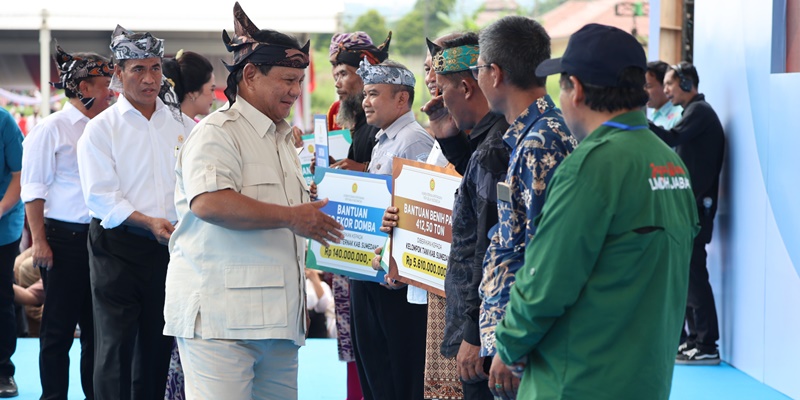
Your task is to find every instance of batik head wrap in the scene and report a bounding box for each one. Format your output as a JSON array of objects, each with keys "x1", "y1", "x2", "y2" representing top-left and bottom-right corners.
[
  {"x1": 329, "y1": 31, "x2": 391, "y2": 68},
  {"x1": 108, "y1": 25, "x2": 181, "y2": 122},
  {"x1": 221, "y1": 2, "x2": 310, "y2": 106},
  {"x1": 222, "y1": 2, "x2": 309, "y2": 71},
  {"x1": 51, "y1": 44, "x2": 113, "y2": 110},
  {"x1": 110, "y1": 25, "x2": 164, "y2": 61},
  {"x1": 356, "y1": 57, "x2": 415, "y2": 88},
  {"x1": 432, "y1": 45, "x2": 479, "y2": 74}
]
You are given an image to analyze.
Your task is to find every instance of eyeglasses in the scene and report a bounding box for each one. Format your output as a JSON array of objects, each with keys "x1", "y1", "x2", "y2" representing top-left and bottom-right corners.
[{"x1": 468, "y1": 64, "x2": 492, "y2": 79}]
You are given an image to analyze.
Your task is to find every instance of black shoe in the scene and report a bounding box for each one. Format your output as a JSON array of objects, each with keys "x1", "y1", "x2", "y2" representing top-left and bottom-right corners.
[
  {"x1": 676, "y1": 342, "x2": 693, "y2": 355},
  {"x1": 0, "y1": 376, "x2": 18, "y2": 398},
  {"x1": 675, "y1": 348, "x2": 721, "y2": 365}
]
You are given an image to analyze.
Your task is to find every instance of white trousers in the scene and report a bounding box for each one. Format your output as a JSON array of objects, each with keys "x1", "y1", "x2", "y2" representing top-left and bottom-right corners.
[{"x1": 176, "y1": 317, "x2": 299, "y2": 400}]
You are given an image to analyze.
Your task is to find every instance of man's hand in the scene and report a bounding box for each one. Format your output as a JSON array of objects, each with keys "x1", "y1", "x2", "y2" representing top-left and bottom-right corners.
[
  {"x1": 380, "y1": 206, "x2": 399, "y2": 233},
  {"x1": 31, "y1": 239, "x2": 54, "y2": 271},
  {"x1": 371, "y1": 246, "x2": 384, "y2": 272},
  {"x1": 488, "y1": 354, "x2": 520, "y2": 400},
  {"x1": 148, "y1": 218, "x2": 175, "y2": 246},
  {"x1": 457, "y1": 341, "x2": 488, "y2": 383},
  {"x1": 380, "y1": 247, "x2": 407, "y2": 289},
  {"x1": 309, "y1": 182, "x2": 318, "y2": 201},
  {"x1": 331, "y1": 158, "x2": 367, "y2": 172},
  {"x1": 291, "y1": 126, "x2": 304, "y2": 148},
  {"x1": 289, "y1": 199, "x2": 344, "y2": 247},
  {"x1": 421, "y1": 96, "x2": 459, "y2": 139}
]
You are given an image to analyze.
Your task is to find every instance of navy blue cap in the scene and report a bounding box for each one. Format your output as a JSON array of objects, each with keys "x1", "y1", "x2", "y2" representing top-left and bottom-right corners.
[{"x1": 535, "y1": 23, "x2": 646, "y2": 88}]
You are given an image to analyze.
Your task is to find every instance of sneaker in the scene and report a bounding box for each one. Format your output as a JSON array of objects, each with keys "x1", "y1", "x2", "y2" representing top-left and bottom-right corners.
[
  {"x1": 676, "y1": 348, "x2": 721, "y2": 365},
  {"x1": 0, "y1": 375, "x2": 18, "y2": 398},
  {"x1": 677, "y1": 342, "x2": 692, "y2": 355}
]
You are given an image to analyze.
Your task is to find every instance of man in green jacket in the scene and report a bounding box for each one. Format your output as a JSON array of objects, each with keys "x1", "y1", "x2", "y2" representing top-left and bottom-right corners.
[{"x1": 490, "y1": 24, "x2": 699, "y2": 400}]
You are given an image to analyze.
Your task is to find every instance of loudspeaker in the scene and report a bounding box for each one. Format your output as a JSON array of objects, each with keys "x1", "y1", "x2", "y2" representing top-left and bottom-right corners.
[{"x1": 673, "y1": 64, "x2": 693, "y2": 92}]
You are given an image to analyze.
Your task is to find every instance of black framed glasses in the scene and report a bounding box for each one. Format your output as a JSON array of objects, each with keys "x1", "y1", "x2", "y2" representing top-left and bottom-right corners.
[{"x1": 468, "y1": 64, "x2": 492, "y2": 79}]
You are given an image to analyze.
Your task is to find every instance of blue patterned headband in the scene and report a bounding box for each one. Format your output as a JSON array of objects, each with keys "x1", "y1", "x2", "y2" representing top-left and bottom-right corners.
[{"x1": 356, "y1": 57, "x2": 415, "y2": 88}]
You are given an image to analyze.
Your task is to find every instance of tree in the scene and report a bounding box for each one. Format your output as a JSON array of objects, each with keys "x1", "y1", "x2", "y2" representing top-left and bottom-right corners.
[
  {"x1": 393, "y1": 0, "x2": 457, "y2": 56},
  {"x1": 347, "y1": 9, "x2": 390, "y2": 45},
  {"x1": 532, "y1": 0, "x2": 569, "y2": 17}
]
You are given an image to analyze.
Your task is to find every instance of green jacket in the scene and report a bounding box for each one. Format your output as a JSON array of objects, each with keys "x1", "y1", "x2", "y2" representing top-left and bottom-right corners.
[{"x1": 495, "y1": 111, "x2": 699, "y2": 400}]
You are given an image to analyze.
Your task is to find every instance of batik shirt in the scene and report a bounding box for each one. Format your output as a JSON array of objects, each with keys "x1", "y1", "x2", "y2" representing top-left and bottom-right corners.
[{"x1": 478, "y1": 95, "x2": 577, "y2": 357}]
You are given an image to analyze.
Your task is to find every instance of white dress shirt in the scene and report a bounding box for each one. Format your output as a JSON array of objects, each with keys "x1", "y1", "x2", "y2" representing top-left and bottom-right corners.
[
  {"x1": 77, "y1": 95, "x2": 192, "y2": 229},
  {"x1": 21, "y1": 102, "x2": 91, "y2": 223}
]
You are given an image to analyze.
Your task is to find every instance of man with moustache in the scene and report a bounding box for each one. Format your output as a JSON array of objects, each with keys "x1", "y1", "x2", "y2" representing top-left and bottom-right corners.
[
  {"x1": 326, "y1": 30, "x2": 392, "y2": 400},
  {"x1": 77, "y1": 25, "x2": 192, "y2": 399},
  {"x1": 21, "y1": 44, "x2": 113, "y2": 400},
  {"x1": 164, "y1": 3, "x2": 344, "y2": 398},
  {"x1": 471, "y1": 16, "x2": 577, "y2": 399},
  {"x1": 328, "y1": 31, "x2": 391, "y2": 171}
]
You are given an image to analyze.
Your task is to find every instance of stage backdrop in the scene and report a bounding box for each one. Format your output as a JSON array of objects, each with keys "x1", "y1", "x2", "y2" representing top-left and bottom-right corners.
[{"x1": 648, "y1": 0, "x2": 800, "y2": 398}]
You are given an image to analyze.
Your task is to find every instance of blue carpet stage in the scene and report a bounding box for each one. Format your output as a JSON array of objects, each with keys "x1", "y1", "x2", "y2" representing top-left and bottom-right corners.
[{"x1": 9, "y1": 338, "x2": 790, "y2": 399}]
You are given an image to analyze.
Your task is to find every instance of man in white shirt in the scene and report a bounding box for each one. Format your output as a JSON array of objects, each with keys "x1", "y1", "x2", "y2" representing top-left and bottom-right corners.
[
  {"x1": 21, "y1": 44, "x2": 113, "y2": 400},
  {"x1": 349, "y1": 57, "x2": 433, "y2": 400},
  {"x1": 165, "y1": 4, "x2": 344, "y2": 399},
  {"x1": 76, "y1": 25, "x2": 192, "y2": 399}
]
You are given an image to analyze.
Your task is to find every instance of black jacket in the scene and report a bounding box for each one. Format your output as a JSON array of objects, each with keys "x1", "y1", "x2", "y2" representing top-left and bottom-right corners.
[{"x1": 649, "y1": 94, "x2": 725, "y2": 244}]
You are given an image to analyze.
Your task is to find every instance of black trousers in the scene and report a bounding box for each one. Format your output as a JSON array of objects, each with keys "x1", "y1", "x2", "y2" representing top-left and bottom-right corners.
[
  {"x1": 0, "y1": 238, "x2": 20, "y2": 377},
  {"x1": 88, "y1": 220, "x2": 172, "y2": 400},
  {"x1": 681, "y1": 242, "x2": 720, "y2": 353},
  {"x1": 350, "y1": 280, "x2": 427, "y2": 400},
  {"x1": 461, "y1": 357, "x2": 493, "y2": 400},
  {"x1": 38, "y1": 220, "x2": 93, "y2": 400}
]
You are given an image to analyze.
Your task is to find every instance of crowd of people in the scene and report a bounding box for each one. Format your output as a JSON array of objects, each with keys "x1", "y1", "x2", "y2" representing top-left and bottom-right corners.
[{"x1": 0, "y1": 1, "x2": 725, "y2": 399}]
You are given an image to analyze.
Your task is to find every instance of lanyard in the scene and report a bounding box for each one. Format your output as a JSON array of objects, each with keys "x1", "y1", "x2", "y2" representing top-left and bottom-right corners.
[{"x1": 602, "y1": 121, "x2": 648, "y2": 131}]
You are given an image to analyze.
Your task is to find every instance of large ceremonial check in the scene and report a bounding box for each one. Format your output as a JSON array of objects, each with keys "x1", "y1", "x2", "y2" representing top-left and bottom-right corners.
[
  {"x1": 306, "y1": 167, "x2": 391, "y2": 282},
  {"x1": 390, "y1": 159, "x2": 461, "y2": 297}
]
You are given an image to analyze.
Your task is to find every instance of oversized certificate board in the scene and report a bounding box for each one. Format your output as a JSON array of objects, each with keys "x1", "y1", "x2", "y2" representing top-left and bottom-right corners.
[
  {"x1": 299, "y1": 130, "x2": 352, "y2": 185},
  {"x1": 306, "y1": 167, "x2": 391, "y2": 282},
  {"x1": 389, "y1": 159, "x2": 461, "y2": 296}
]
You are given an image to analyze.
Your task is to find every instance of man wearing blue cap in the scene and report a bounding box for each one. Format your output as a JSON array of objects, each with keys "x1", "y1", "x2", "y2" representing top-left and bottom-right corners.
[{"x1": 491, "y1": 24, "x2": 699, "y2": 400}]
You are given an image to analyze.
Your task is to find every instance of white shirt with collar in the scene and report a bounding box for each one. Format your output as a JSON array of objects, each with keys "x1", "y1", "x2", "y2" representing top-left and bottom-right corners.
[
  {"x1": 21, "y1": 102, "x2": 92, "y2": 224},
  {"x1": 77, "y1": 95, "x2": 192, "y2": 229},
  {"x1": 365, "y1": 109, "x2": 436, "y2": 302}
]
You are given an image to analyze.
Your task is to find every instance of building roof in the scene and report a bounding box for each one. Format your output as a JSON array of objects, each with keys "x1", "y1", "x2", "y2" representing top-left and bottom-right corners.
[
  {"x1": 476, "y1": 0, "x2": 520, "y2": 27},
  {"x1": 540, "y1": 0, "x2": 649, "y2": 40}
]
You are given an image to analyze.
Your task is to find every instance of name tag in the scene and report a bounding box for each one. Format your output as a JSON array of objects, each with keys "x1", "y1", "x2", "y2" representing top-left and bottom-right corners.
[{"x1": 497, "y1": 182, "x2": 511, "y2": 202}]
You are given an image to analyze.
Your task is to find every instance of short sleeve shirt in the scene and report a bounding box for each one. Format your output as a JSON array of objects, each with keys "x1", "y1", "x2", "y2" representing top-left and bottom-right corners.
[{"x1": 0, "y1": 108, "x2": 24, "y2": 245}]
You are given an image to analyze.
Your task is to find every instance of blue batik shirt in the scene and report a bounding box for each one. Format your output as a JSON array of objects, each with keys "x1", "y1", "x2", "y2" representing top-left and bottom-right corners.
[{"x1": 478, "y1": 95, "x2": 577, "y2": 357}]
